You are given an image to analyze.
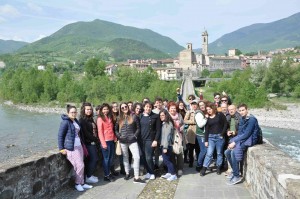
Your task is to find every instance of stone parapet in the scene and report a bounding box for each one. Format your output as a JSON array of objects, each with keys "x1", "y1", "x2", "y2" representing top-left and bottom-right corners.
[
  {"x1": 245, "y1": 142, "x2": 300, "y2": 199},
  {"x1": 0, "y1": 150, "x2": 72, "y2": 199}
]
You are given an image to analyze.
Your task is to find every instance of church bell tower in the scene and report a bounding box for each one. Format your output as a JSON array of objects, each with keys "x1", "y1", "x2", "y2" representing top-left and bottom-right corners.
[{"x1": 202, "y1": 30, "x2": 208, "y2": 56}]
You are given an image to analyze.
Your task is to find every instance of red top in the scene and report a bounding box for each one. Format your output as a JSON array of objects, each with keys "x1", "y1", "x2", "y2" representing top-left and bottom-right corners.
[{"x1": 97, "y1": 116, "x2": 116, "y2": 148}]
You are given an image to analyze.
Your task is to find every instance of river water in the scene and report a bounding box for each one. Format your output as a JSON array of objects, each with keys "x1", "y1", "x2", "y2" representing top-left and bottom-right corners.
[{"x1": 0, "y1": 104, "x2": 299, "y2": 164}]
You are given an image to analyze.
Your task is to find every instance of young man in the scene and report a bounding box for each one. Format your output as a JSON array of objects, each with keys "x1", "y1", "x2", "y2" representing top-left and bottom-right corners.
[{"x1": 225, "y1": 103, "x2": 259, "y2": 185}]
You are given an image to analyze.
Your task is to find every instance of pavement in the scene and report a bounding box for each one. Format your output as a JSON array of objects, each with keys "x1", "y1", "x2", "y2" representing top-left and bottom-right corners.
[{"x1": 53, "y1": 163, "x2": 253, "y2": 199}]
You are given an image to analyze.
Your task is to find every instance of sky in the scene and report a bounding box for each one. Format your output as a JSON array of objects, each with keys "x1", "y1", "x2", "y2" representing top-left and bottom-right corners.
[{"x1": 0, "y1": 0, "x2": 299, "y2": 48}]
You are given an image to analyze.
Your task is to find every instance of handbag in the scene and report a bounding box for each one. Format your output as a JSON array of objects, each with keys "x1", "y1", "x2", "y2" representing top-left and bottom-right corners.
[
  {"x1": 115, "y1": 140, "x2": 122, "y2": 155},
  {"x1": 172, "y1": 129, "x2": 183, "y2": 155},
  {"x1": 82, "y1": 144, "x2": 89, "y2": 157}
]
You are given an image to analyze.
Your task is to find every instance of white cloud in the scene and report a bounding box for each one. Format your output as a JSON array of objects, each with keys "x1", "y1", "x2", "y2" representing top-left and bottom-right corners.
[
  {"x1": 0, "y1": 4, "x2": 20, "y2": 18},
  {"x1": 27, "y1": 2, "x2": 43, "y2": 13}
]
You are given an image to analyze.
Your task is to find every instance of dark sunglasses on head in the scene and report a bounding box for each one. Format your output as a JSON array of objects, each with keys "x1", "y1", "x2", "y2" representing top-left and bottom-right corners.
[{"x1": 121, "y1": 105, "x2": 128, "y2": 110}]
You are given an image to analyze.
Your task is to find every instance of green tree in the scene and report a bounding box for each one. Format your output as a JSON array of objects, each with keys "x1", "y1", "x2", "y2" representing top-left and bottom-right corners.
[
  {"x1": 210, "y1": 69, "x2": 223, "y2": 78},
  {"x1": 201, "y1": 69, "x2": 210, "y2": 77},
  {"x1": 84, "y1": 58, "x2": 106, "y2": 77}
]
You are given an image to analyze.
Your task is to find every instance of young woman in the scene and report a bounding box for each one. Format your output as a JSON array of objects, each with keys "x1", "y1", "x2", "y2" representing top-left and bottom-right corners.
[
  {"x1": 139, "y1": 102, "x2": 161, "y2": 180},
  {"x1": 200, "y1": 103, "x2": 228, "y2": 176},
  {"x1": 79, "y1": 102, "x2": 99, "y2": 184},
  {"x1": 178, "y1": 101, "x2": 187, "y2": 119},
  {"x1": 97, "y1": 103, "x2": 117, "y2": 182},
  {"x1": 168, "y1": 101, "x2": 184, "y2": 176},
  {"x1": 58, "y1": 105, "x2": 93, "y2": 192},
  {"x1": 132, "y1": 102, "x2": 142, "y2": 117},
  {"x1": 159, "y1": 109, "x2": 177, "y2": 181},
  {"x1": 115, "y1": 102, "x2": 145, "y2": 184}
]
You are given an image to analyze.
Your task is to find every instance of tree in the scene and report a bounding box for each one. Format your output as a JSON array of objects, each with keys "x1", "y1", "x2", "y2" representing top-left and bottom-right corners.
[
  {"x1": 84, "y1": 58, "x2": 106, "y2": 77},
  {"x1": 201, "y1": 69, "x2": 210, "y2": 77},
  {"x1": 210, "y1": 69, "x2": 223, "y2": 78}
]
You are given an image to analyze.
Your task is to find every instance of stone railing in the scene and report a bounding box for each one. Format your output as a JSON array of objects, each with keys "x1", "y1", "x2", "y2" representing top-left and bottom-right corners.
[
  {"x1": 244, "y1": 142, "x2": 300, "y2": 198},
  {"x1": 0, "y1": 150, "x2": 73, "y2": 199}
]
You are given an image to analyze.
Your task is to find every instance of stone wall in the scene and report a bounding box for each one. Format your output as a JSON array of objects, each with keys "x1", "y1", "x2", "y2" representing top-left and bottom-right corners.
[
  {"x1": 244, "y1": 142, "x2": 300, "y2": 199},
  {"x1": 0, "y1": 150, "x2": 72, "y2": 199}
]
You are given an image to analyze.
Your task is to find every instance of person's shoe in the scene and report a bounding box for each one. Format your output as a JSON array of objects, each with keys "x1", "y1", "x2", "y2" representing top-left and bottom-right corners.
[
  {"x1": 161, "y1": 173, "x2": 171, "y2": 179},
  {"x1": 75, "y1": 184, "x2": 84, "y2": 192},
  {"x1": 189, "y1": 163, "x2": 193, "y2": 168},
  {"x1": 133, "y1": 178, "x2": 146, "y2": 184},
  {"x1": 124, "y1": 174, "x2": 133, "y2": 180},
  {"x1": 216, "y1": 167, "x2": 222, "y2": 175},
  {"x1": 149, "y1": 174, "x2": 155, "y2": 180},
  {"x1": 196, "y1": 166, "x2": 202, "y2": 172},
  {"x1": 178, "y1": 170, "x2": 183, "y2": 176},
  {"x1": 82, "y1": 184, "x2": 93, "y2": 189},
  {"x1": 154, "y1": 164, "x2": 159, "y2": 170},
  {"x1": 226, "y1": 173, "x2": 234, "y2": 179},
  {"x1": 86, "y1": 176, "x2": 98, "y2": 183},
  {"x1": 167, "y1": 175, "x2": 177, "y2": 181},
  {"x1": 109, "y1": 173, "x2": 116, "y2": 179},
  {"x1": 144, "y1": 173, "x2": 151, "y2": 179},
  {"x1": 91, "y1": 175, "x2": 98, "y2": 180},
  {"x1": 104, "y1": 176, "x2": 114, "y2": 182},
  {"x1": 227, "y1": 176, "x2": 243, "y2": 185},
  {"x1": 200, "y1": 167, "x2": 207, "y2": 176}
]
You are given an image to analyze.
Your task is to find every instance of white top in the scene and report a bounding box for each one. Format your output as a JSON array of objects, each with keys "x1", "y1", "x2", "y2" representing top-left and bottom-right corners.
[{"x1": 73, "y1": 121, "x2": 82, "y2": 147}]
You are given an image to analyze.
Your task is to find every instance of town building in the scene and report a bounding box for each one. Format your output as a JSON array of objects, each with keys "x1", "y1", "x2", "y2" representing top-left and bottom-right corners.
[{"x1": 155, "y1": 67, "x2": 183, "y2": 80}]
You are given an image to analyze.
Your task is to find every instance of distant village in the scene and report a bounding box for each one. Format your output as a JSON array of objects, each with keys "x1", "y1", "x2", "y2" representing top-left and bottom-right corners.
[
  {"x1": 1, "y1": 30, "x2": 300, "y2": 81},
  {"x1": 105, "y1": 31, "x2": 300, "y2": 80}
]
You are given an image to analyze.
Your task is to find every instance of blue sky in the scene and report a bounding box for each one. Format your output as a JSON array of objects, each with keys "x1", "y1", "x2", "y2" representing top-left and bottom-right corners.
[{"x1": 0, "y1": 0, "x2": 299, "y2": 48}]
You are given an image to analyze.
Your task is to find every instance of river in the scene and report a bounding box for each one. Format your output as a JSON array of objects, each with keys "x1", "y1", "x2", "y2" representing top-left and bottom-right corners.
[{"x1": 0, "y1": 104, "x2": 299, "y2": 164}]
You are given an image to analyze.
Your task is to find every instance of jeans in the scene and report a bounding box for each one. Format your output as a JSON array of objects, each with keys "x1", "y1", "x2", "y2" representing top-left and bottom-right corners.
[
  {"x1": 196, "y1": 135, "x2": 207, "y2": 167},
  {"x1": 225, "y1": 149, "x2": 240, "y2": 177},
  {"x1": 120, "y1": 142, "x2": 140, "y2": 178},
  {"x1": 161, "y1": 146, "x2": 176, "y2": 175},
  {"x1": 85, "y1": 144, "x2": 99, "y2": 177},
  {"x1": 203, "y1": 134, "x2": 224, "y2": 168},
  {"x1": 100, "y1": 140, "x2": 115, "y2": 177},
  {"x1": 140, "y1": 140, "x2": 154, "y2": 174}
]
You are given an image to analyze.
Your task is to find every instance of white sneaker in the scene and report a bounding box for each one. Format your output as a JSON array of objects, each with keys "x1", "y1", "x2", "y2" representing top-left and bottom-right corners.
[
  {"x1": 91, "y1": 175, "x2": 98, "y2": 180},
  {"x1": 144, "y1": 173, "x2": 151, "y2": 179},
  {"x1": 161, "y1": 173, "x2": 171, "y2": 179},
  {"x1": 75, "y1": 184, "x2": 84, "y2": 192},
  {"x1": 167, "y1": 175, "x2": 177, "y2": 181},
  {"x1": 149, "y1": 174, "x2": 155, "y2": 180},
  {"x1": 86, "y1": 176, "x2": 98, "y2": 183},
  {"x1": 82, "y1": 184, "x2": 93, "y2": 189},
  {"x1": 178, "y1": 170, "x2": 183, "y2": 176}
]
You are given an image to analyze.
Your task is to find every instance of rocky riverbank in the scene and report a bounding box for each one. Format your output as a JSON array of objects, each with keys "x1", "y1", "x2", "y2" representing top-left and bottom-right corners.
[
  {"x1": 3, "y1": 101, "x2": 65, "y2": 114},
  {"x1": 250, "y1": 103, "x2": 300, "y2": 131}
]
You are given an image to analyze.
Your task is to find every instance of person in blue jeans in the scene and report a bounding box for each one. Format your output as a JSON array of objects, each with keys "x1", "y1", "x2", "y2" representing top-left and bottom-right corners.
[
  {"x1": 79, "y1": 102, "x2": 99, "y2": 184},
  {"x1": 225, "y1": 103, "x2": 260, "y2": 185},
  {"x1": 159, "y1": 109, "x2": 177, "y2": 181},
  {"x1": 200, "y1": 102, "x2": 227, "y2": 176}
]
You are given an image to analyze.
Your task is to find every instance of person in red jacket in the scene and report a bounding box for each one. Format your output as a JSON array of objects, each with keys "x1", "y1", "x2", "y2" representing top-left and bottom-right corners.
[{"x1": 97, "y1": 103, "x2": 117, "y2": 182}]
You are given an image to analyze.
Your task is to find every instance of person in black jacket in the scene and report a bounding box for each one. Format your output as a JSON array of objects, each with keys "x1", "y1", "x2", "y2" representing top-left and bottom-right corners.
[
  {"x1": 200, "y1": 102, "x2": 228, "y2": 176},
  {"x1": 115, "y1": 102, "x2": 145, "y2": 184},
  {"x1": 79, "y1": 102, "x2": 99, "y2": 184},
  {"x1": 139, "y1": 102, "x2": 161, "y2": 180}
]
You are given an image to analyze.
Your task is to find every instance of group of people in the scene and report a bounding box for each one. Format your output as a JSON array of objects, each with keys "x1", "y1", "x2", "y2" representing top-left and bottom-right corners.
[{"x1": 58, "y1": 90, "x2": 261, "y2": 192}]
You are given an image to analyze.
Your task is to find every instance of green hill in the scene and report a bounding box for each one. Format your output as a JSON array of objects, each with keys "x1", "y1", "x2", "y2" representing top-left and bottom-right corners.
[
  {"x1": 209, "y1": 12, "x2": 300, "y2": 54},
  {"x1": 18, "y1": 19, "x2": 183, "y2": 60},
  {"x1": 0, "y1": 39, "x2": 28, "y2": 54}
]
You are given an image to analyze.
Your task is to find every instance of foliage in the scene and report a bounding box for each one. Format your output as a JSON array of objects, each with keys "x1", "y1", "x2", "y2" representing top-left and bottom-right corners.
[
  {"x1": 0, "y1": 59, "x2": 180, "y2": 105},
  {"x1": 201, "y1": 69, "x2": 210, "y2": 77},
  {"x1": 209, "y1": 69, "x2": 223, "y2": 78}
]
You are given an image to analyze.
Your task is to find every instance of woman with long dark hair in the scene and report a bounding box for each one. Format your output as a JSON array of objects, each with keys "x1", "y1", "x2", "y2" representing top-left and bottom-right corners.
[
  {"x1": 159, "y1": 109, "x2": 177, "y2": 181},
  {"x1": 79, "y1": 102, "x2": 99, "y2": 184},
  {"x1": 58, "y1": 105, "x2": 93, "y2": 192},
  {"x1": 115, "y1": 102, "x2": 145, "y2": 184},
  {"x1": 200, "y1": 102, "x2": 227, "y2": 176},
  {"x1": 97, "y1": 103, "x2": 117, "y2": 182}
]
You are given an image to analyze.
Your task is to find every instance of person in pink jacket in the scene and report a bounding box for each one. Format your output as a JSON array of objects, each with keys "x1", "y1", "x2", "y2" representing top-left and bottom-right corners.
[{"x1": 97, "y1": 103, "x2": 117, "y2": 182}]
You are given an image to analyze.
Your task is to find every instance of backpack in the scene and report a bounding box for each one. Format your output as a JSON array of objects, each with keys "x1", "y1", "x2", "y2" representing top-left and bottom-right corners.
[
  {"x1": 243, "y1": 115, "x2": 263, "y2": 146},
  {"x1": 256, "y1": 126, "x2": 263, "y2": 145}
]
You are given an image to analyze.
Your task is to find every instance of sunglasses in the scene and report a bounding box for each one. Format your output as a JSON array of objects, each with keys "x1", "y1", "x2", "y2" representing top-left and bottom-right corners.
[{"x1": 121, "y1": 105, "x2": 128, "y2": 110}]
